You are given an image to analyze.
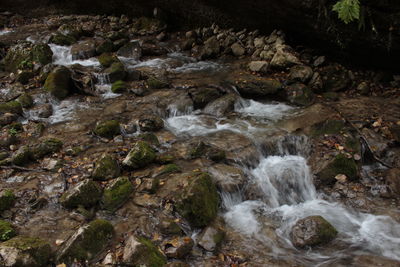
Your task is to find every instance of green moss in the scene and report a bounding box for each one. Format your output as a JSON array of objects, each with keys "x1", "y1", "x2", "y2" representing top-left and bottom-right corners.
[
  {"x1": 94, "y1": 120, "x2": 121, "y2": 139},
  {"x1": 17, "y1": 93, "x2": 34, "y2": 108},
  {"x1": 31, "y1": 44, "x2": 53, "y2": 66},
  {"x1": 0, "y1": 220, "x2": 16, "y2": 241},
  {"x1": 345, "y1": 137, "x2": 361, "y2": 154},
  {"x1": 98, "y1": 53, "x2": 119, "y2": 68},
  {"x1": 58, "y1": 219, "x2": 114, "y2": 263},
  {"x1": 312, "y1": 120, "x2": 345, "y2": 136},
  {"x1": 176, "y1": 171, "x2": 219, "y2": 228},
  {"x1": 50, "y1": 33, "x2": 76, "y2": 46},
  {"x1": 135, "y1": 237, "x2": 167, "y2": 267},
  {"x1": 139, "y1": 132, "x2": 160, "y2": 146},
  {"x1": 309, "y1": 216, "x2": 338, "y2": 245},
  {"x1": 147, "y1": 76, "x2": 169, "y2": 89},
  {"x1": 12, "y1": 146, "x2": 33, "y2": 166},
  {"x1": 156, "y1": 154, "x2": 175, "y2": 164},
  {"x1": 101, "y1": 176, "x2": 133, "y2": 212},
  {"x1": 0, "y1": 101, "x2": 23, "y2": 115},
  {"x1": 158, "y1": 164, "x2": 181, "y2": 176},
  {"x1": 0, "y1": 190, "x2": 15, "y2": 213},
  {"x1": 105, "y1": 62, "x2": 126, "y2": 83},
  {"x1": 111, "y1": 80, "x2": 127, "y2": 93},
  {"x1": 31, "y1": 138, "x2": 63, "y2": 159},
  {"x1": 318, "y1": 153, "x2": 358, "y2": 185},
  {"x1": 96, "y1": 40, "x2": 115, "y2": 54},
  {"x1": 189, "y1": 141, "x2": 207, "y2": 159},
  {"x1": 44, "y1": 66, "x2": 72, "y2": 100},
  {"x1": 92, "y1": 155, "x2": 120, "y2": 181},
  {"x1": 122, "y1": 141, "x2": 156, "y2": 169},
  {"x1": 1, "y1": 236, "x2": 52, "y2": 266},
  {"x1": 207, "y1": 149, "x2": 226, "y2": 162},
  {"x1": 60, "y1": 179, "x2": 103, "y2": 208},
  {"x1": 212, "y1": 231, "x2": 225, "y2": 246}
]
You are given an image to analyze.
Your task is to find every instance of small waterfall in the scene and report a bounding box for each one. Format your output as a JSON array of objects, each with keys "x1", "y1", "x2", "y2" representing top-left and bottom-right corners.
[{"x1": 49, "y1": 44, "x2": 100, "y2": 67}]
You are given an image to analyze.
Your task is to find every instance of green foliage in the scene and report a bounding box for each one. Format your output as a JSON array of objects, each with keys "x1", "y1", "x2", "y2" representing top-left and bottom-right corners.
[{"x1": 333, "y1": 0, "x2": 360, "y2": 24}]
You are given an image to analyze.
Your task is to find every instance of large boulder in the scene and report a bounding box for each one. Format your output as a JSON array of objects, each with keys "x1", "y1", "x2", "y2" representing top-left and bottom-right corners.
[
  {"x1": 60, "y1": 179, "x2": 103, "y2": 208},
  {"x1": 284, "y1": 83, "x2": 315, "y2": 106},
  {"x1": 44, "y1": 66, "x2": 73, "y2": 100},
  {"x1": 122, "y1": 141, "x2": 156, "y2": 169},
  {"x1": 203, "y1": 93, "x2": 238, "y2": 117},
  {"x1": 71, "y1": 39, "x2": 97, "y2": 60},
  {"x1": 200, "y1": 36, "x2": 220, "y2": 59},
  {"x1": 117, "y1": 41, "x2": 142, "y2": 60},
  {"x1": 189, "y1": 87, "x2": 222, "y2": 109},
  {"x1": 291, "y1": 216, "x2": 338, "y2": 248},
  {"x1": 92, "y1": 154, "x2": 121, "y2": 181}
]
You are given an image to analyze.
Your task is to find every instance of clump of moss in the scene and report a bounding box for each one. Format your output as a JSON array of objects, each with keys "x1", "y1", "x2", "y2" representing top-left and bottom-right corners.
[
  {"x1": 0, "y1": 101, "x2": 23, "y2": 115},
  {"x1": 176, "y1": 171, "x2": 219, "y2": 228},
  {"x1": 98, "y1": 53, "x2": 119, "y2": 68},
  {"x1": 138, "y1": 132, "x2": 160, "y2": 146},
  {"x1": 189, "y1": 141, "x2": 207, "y2": 159},
  {"x1": 17, "y1": 93, "x2": 34, "y2": 108},
  {"x1": 0, "y1": 220, "x2": 16, "y2": 241},
  {"x1": 111, "y1": 80, "x2": 127, "y2": 93},
  {"x1": 94, "y1": 120, "x2": 121, "y2": 139},
  {"x1": 12, "y1": 146, "x2": 33, "y2": 166},
  {"x1": 158, "y1": 164, "x2": 181, "y2": 176},
  {"x1": 122, "y1": 141, "x2": 156, "y2": 169},
  {"x1": 147, "y1": 76, "x2": 169, "y2": 89},
  {"x1": 318, "y1": 153, "x2": 358, "y2": 185},
  {"x1": 156, "y1": 154, "x2": 175, "y2": 164},
  {"x1": 105, "y1": 62, "x2": 127, "y2": 83},
  {"x1": 50, "y1": 33, "x2": 76, "y2": 46},
  {"x1": 0, "y1": 190, "x2": 15, "y2": 213},
  {"x1": 31, "y1": 138, "x2": 63, "y2": 159},
  {"x1": 60, "y1": 179, "x2": 103, "y2": 208},
  {"x1": 44, "y1": 66, "x2": 72, "y2": 100},
  {"x1": 123, "y1": 236, "x2": 167, "y2": 267},
  {"x1": 92, "y1": 155, "x2": 120, "y2": 181},
  {"x1": 101, "y1": 177, "x2": 133, "y2": 212}
]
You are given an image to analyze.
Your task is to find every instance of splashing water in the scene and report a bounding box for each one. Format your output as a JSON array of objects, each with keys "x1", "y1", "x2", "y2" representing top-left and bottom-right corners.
[{"x1": 49, "y1": 44, "x2": 100, "y2": 67}]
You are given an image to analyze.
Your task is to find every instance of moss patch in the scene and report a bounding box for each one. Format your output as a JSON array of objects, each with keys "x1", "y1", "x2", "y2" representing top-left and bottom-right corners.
[
  {"x1": 17, "y1": 93, "x2": 34, "y2": 108},
  {"x1": 98, "y1": 53, "x2": 119, "y2": 68},
  {"x1": 111, "y1": 80, "x2": 127, "y2": 93},
  {"x1": 101, "y1": 176, "x2": 133, "y2": 212},
  {"x1": 12, "y1": 146, "x2": 33, "y2": 166},
  {"x1": 158, "y1": 164, "x2": 181, "y2": 176},
  {"x1": 129, "y1": 236, "x2": 167, "y2": 267},
  {"x1": 105, "y1": 62, "x2": 126, "y2": 83},
  {"x1": 50, "y1": 33, "x2": 76, "y2": 46},
  {"x1": 122, "y1": 141, "x2": 156, "y2": 169},
  {"x1": 0, "y1": 101, "x2": 23, "y2": 115},
  {"x1": 147, "y1": 76, "x2": 169, "y2": 89},
  {"x1": 92, "y1": 155, "x2": 120, "y2": 181},
  {"x1": 0, "y1": 220, "x2": 16, "y2": 241},
  {"x1": 0, "y1": 190, "x2": 15, "y2": 213},
  {"x1": 44, "y1": 66, "x2": 72, "y2": 100},
  {"x1": 94, "y1": 120, "x2": 120, "y2": 139},
  {"x1": 31, "y1": 138, "x2": 63, "y2": 159},
  {"x1": 318, "y1": 153, "x2": 358, "y2": 185},
  {"x1": 60, "y1": 179, "x2": 103, "y2": 208}
]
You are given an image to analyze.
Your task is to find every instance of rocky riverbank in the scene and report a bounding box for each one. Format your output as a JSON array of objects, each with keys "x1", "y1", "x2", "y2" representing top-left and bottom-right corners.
[{"x1": 0, "y1": 11, "x2": 400, "y2": 266}]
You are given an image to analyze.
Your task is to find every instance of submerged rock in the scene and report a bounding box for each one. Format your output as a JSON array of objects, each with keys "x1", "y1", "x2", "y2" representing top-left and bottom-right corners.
[
  {"x1": 101, "y1": 176, "x2": 133, "y2": 212},
  {"x1": 60, "y1": 179, "x2": 103, "y2": 208},
  {"x1": 44, "y1": 66, "x2": 72, "y2": 100},
  {"x1": 122, "y1": 235, "x2": 166, "y2": 266},
  {"x1": 0, "y1": 236, "x2": 52, "y2": 267},
  {"x1": 92, "y1": 154, "x2": 121, "y2": 181},
  {"x1": 122, "y1": 141, "x2": 156, "y2": 169},
  {"x1": 189, "y1": 87, "x2": 222, "y2": 109},
  {"x1": 291, "y1": 216, "x2": 338, "y2": 248},
  {"x1": 57, "y1": 219, "x2": 114, "y2": 264}
]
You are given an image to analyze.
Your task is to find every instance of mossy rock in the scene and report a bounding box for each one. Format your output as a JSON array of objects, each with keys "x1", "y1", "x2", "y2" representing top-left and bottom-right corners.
[
  {"x1": 0, "y1": 190, "x2": 15, "y2": 213},
  {"x1": 92, "y1": 155, "x2": 120, "y2": 181},
  {"x1": 158, "y1": 164, "x2": 181, "y2": 176},
  {"x1": 17, "y1": 93, "x2": 34, "y2": 108},
  {"x1": 147, "y1": 76, "x2": 169, "y2": 89},
  {"x1": 156, "y1": 154, "x2": 175, "y2": 164},
  {"x1": 98, "y1": 53, "x2": 120, "y2": 68},
  {"x1": 94, "y1": 120, "x2": 121, "y2": 139},
  {"x1": 189, "y1": 87, "x2": 222, "y2": 109},
  {"x1": 105, "y1": 62, "x2": 127, "y2": 83},
  {"x1": 31, "y1": 138, "x2": 63, "y2": 159},
  {"x1": 312, "y1": 120, "x2": 345, "y2": 136},
  {"x1": 285, "y1": 83, "x2": 315, "y2": 106},
  {"x1": 317, "y1": 153, "x2": 358, "y2": 185},
  {"x1": 31, "y1": 44, "x2": 53, "y2": 66},
  {"x1": 122, "y1": 141, "x2": 156, "y2": 169},
  {"x1": 138, "y1": 132, "x2": 160, "y2": 146},
  {"x1": 16, "y1": 71, "x2": 34, "y2": 85},
  {"x1": 60, "y1": 179, "x2": 103, "y2": 208},
  {"x1": 50, "y1": 33, "x2": 76, "y2": 46},
  {"x1": 189, "y1": 141, "x2": 207, "y2": 159},
  {"x1": 96, "y1": 40, "x2": 115, "y2": 54},
  {"x1": 0, "y1": 220, "x2": 16, "y2": 241},
  {"x1": 111, "y1": 80, "x2": 127, "y2": 93},
  {"x1": 12, "y1": 146, "x2": 33, "y2": 166},
  {"x1": 101, "y1": 176, "x2": 133, "y2": 212},
  {"x1": 122, "y1": 235, "x2": 167, "y2": 267},
  {"x1": 44, "y1": 66, "x2": 72, "y2": 100},
  {"x1": 345, "y1": 137, "x2": 361, "y2": 154},
  {"x1": 0, "y1": 101, "x2": 23, "y2": 115},
  {"x1": 176, "y1": 171, "x2": 219, "y2": 228},
  {"x1": 57, "y1": 219, "x2": 114, "y2": 264},
  {"x1": 0, "y1": 236, "x2": 52, "y2": 267}
]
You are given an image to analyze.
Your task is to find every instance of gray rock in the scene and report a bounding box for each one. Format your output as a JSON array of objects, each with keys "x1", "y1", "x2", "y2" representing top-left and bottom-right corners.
[
  {"x1": 198, "y1": 226, "x2": 225, "y2": 252},
  {"x1": 253, "y1": 37, "x2": 265, "y2": 48},
  {"x1": 117, "y1": 41, "x2": 142, "y2": 60},
  {"x1": 92, "y1": 154, "x2": 120, "y2": 181},
  {"x1": 203, "y1": 93, "x2": 238, "y2": 117},
  {"x1": 71, "y1": 39, "x2": 97, "y2": 60},
  {"x1": 60, "y1": 179, "x2": 103, "y2": 208},
  {"x1": 270, "y1": 45, "x2": 301, "y2": 68},
  {"x1": 260, "y1": 50, "x2": 275, "y2": 60},
  {"x1": 231, "y1": 42, "x2": 245, "y2": 56},
  {"x1": 288, "y1": 65, "x2": 313, "y2": 83},
  {"x1": 248, "y1": 61, "x2": 269, "y2": 73},
  {"x1": 285, "y1": 83, "x2": 315, "y2": 106},
  {"x1": 200, "y1": 36, "x2": 220, "y2": 59},
  {"x1": 208, "y1": 163, "x2": 246, "y2": 193},
  {"x1": 122, "y1": 235, "x2": 166, "y2": 266}
]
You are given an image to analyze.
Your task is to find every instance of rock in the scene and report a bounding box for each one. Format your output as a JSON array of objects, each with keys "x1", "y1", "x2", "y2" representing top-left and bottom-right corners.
[
  {"x1": 71, "y1": 39, "x2": 97, "y2": 60},
  {"x1": 253, "y1": 37, "x2": 265, "y2": 48},
  {"x1": 176, "y1": 171, "x2": 219, "y2": 227},
  {"x1": 288, "y1": 65, "x2": 313, "y2": 83},
  {"x1": 248, "y1": 61, "x2": 269, "y2": 73},
  {"x1": 111, "y1": 80, "x2": 127, "y2": 93},
  {"x1": 317, "y1": 154, "x2": 359, "y2": 186},
  {"x1": 92, "y1": 155, "x2": 120, "y2": 181},
  {"x1": 270, "y1": 45, "x2": 301, "y2": 69},
  {"x1": 142, "y1": 42, "x2": 168, "y2": 56},
  {"x1": 155, "y1": 164, "x2": 181, "y2": 177},
  {"x1": 311, "y1": 120, "x2": 345, "y2": 136},
  {"x1": 4, "y1": 42, "x2": 53, "y2": 73},
  {"x1": 203, "y1": 93, "x2": 238, "y2": 117},
  {"x1": 284, "y1": 83, "x2": 314, "y2": 106},
  {"x1": 0, "y1": 220, "x2": 16, "y2": 241},
  {"x1": 122, "y1": 141, "x2": 156, "y2": 169},
  {"x1": 122, "y1": 235, "x2": 166, "y2": 267},
  {"x1": 356, "y1": 81, "x2": 370, "y2": 95},
  {"x1": 198, "y1": 226, "x2": 225, "y2": 252},
  {"x1": 11, "y1": 146, "x2": 33, "y2": 166},
  {"x1": 131, "y1": 17, "x2": 166, "y2": 35},
  {"x1": 104, "y1": 62, "x2": 127, "y2": 83},
  {"x1": 117, "y1": 41, "x2": 142, "y2": 60},
  {"x1": 0, "y1": 101, "x2": 23, "y2": 115},
  {"x1": 313, "y1": 56, "x2": 326, "y2": 67},
  {"x1": 200, "y1": 36, "x2": 220, "y2": 59},
  {"x1": 44, "y1": 66, "x2": 72, "y2": 100},
  {"x1": 16, "y1": 94, "x2": 33, "y2": 108},
  {"x1": 291, "y1": 216, "x2": 338, "y2": 248},
  {"x1": 147, "y1": 76, "x2": 169, "y2": 89},
  {"x1": 320, "y1": 64, "x2": 351, "y2": 92},
  {"x1": 0, "y1": 236, "x2": 52, "y2": 267},
  {"x1": 16, "y1": 71, "x2": 34, "y2": 84},
  {"x1": 94, "y1": 120, "x2": 121, "y2": 139},
  {"x1": 390, "y1": 125, "x2": 400, "y2": 143},
  {"x1": 50, "y1": 33, "x2": 76, "y2": 46},
  {"x1": 60, "y1": 179, "x2": 103, "y2": 208},
  {"x1": 352, "y1": 255, "x2": 400, "y2": 266},
  {"x1": 0, "y1": 113, "x2": 18, "y2": 126},
  {"x1": 98, "y1": 53, "x2": 120, "y2": 68},
  {"x1": 189, "y1": 87, "x2": 222, "y2": 109},
  {"x1": 233, "y1": 76, "x2": 282, "y2": 97},
  {"x1": 138, "y1": 115, "x2": 164, "y2": 132},
  {"x1": 181, "y1": 38, "x2": 195, "y2": 51},
  {"x1": 163, "y1": 236, "x2": 194, "y2": 259},
  {"x1": 0, "y1": 190, "x2": 15, "y2": 213},
  {"x1": 57, "y1": 219, "x2": 114, "y2": 264},
  {"x1": 31, "y1": 138, "x2": 63, "y2": 159},
  {"x1": 231, "y1": 42, "x2": 245, "y2": 56},
  {"x1": 96, "y1": 39, "x2": 115, "y2": 54},
  {"x1": 30, "y1": 104, "x2": 53, "y2": 118},
  {"x1": 260, "y1": 50, "x2": 275, "y2": 60},
  {"x1": 159, "y1": 218, "x2": 183, "y2": 235},
  {"x1": 386, "y1": 168, "x2": 400, "y2": 197},
  {"x1": 101, "y1": 176, "x2": 133, "y2": 212},
  {"x1": 208, "y1": 163, "x2": 246, "y2": 193}
]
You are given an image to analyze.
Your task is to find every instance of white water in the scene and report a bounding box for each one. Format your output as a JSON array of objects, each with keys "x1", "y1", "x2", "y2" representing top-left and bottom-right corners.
[
  {"x1": 49, "y1": 44, "x2": 100, "y2": 67},
  {"x1": 0, "y1": 29, "x2": 12, "y2": 36}
]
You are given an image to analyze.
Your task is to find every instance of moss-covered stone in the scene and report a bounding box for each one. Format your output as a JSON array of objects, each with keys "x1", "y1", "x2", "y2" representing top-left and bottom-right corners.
[
  {"x1": 158, "y1": 164, "x2": 181, "y2": 176},
  {"x1": 50, "y1": 33, "x2": 76, "y2": 46},
  {"x1": 147, "y1": 76, "x2": 169, "y2": 89},
  {"x1": 0, "y1": 151, "x2": 9, "y2": 161},
  {"x1": 60, "y1": 179, "x2": 103, "y2": 208},
  {"x1": 31, "y1": 138, "x2": 63, "y2": 159},
  {"x1": 0, "y1": 190, "x2": 15, "y2": 213},
  {"x1": 312, "y1": 120, "x2": 345, "y2": 136},
  {"x1": 98, "y1": 53, "x2": 119, "y2": 68},
  {"x1": 96, "y1": 40, "x2": 115, "y2": 54},
  {"x1": 176, "y1": 171, "x2": 219, "y2": 228},
  {"x1": 156, "y1": 154, "x2": 175, "y2": 164},
  {"x1": 44, "y1": 66, "x2": 72, "y2": 100},
  {"x1": 12, "y1": 146, "x2": 33, "y2": 166},
  {"x1": 16, "y1": 71, "x2": 34, "y2": 85},
  {"x1": 94, "y1": 120, "x2": 121, "y2": 139},
  {"x1": 0, "y1": 236, "x2": 52, "y2": 267},
  {"x1": 189, "y1": 141, "x2": 207, "y2": 159},
  {"x1": 139, "y1": 132, "x2": 160, "y2": 146},
  {"x1": 101, "y1": 176, "x2": 133, "y2": 212},
  {"x1": 0, "y1": 220, "x2": 16, "y2": 241},
  {"x1": 111, "y1": 80, "x2": 127, "y2": 93},
  {"x1": 92, "y1": 155, "x2": 120, "y2": 181},
  {"x1": 31, "y1": 44, "x2": 53, "y2": 66},
  {"x1": 0, "y1": 101, "x2": 23, "y2": 115},
  {"x1": 57, "y1": 219, "x2": 114, "y2": 264},
  {"x1": 122, "y1": 141, "x2": 156, "y2": 169},
  {"x1": 17, "y1": 93, "x2": 34, "y2": 108},
  {"x1": 122, "y1": 235, "x2": 167, "y2": 267},
  {"x1": 318, "y1": 153, "x2": 359, "y2": 185},
  {"x1": 105, "y1": 62, "x2": 127, "y2": 83}
]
